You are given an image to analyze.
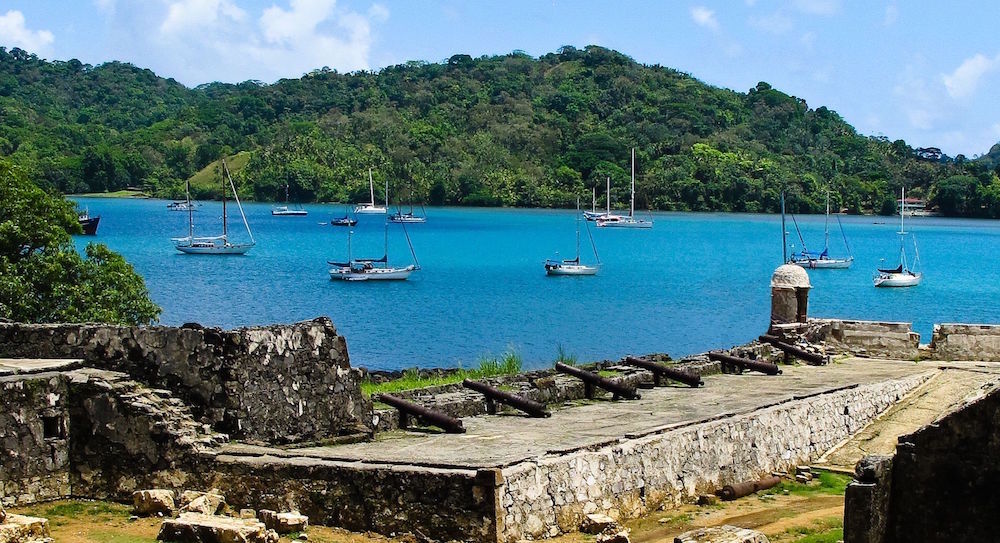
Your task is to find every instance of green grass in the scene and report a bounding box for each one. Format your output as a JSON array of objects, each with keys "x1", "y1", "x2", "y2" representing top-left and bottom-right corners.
[
  {"x1": 75, "y1": 189, "x2": 150, "y2": 198},
  {"x1": 555, "y1": 344, "x2": 577, "y2": 365},
  {"x1": 764, "y1": 470, "x2": 851, "y2": 497},
  {"x1": 18, "y1": 500, "x2": 130, "y2": 527},
  {"x1": 186, "y1": 152, "x2": 251, "y2": 198},
  {"x1": 783, "y1": 517, "x2": 843, "y2": 543},
  {"x1": 597, "y1": 369, "x2": 622, "y2": 378},
  {"x1": 362, "y1": 350, "x2": 523, "y2": 397}
]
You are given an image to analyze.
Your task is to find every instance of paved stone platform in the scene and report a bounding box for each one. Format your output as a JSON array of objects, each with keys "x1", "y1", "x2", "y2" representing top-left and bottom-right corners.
[
  {"x1": 223, "y1": 358, "x2": 953, "y2": 468},
  {"x1": 0, "y1": 358, "x2": 81, "y2": 376}
]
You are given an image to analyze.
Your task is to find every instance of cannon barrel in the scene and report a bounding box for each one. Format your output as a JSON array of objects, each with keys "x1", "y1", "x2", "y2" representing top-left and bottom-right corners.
[
  {"x1": 718, "y1": 475, "x2": 783, "y2": 500},
  {"x1": 624, "y1": 356, "x2": 703, "y2": 387},
  {"x1": 374, "y1": 393, "x2": 466, "y2": 433},
  {"x1": 554, "y1": 362, "x2": 640, "y2": 400},
  {"x1": 462, "y1": 379, "x2": 551, "y2": 418},
  {"x1": 707, "y1": 352, "x2": 782, "y2": 375},
  {"x1": 759, "y1": 334, "x2": 828, "y2": 365}
]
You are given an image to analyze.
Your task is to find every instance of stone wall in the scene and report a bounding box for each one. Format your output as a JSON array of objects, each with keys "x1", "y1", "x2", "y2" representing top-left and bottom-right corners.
[
  {"x1": 0, "y1": 373, "x2": 70, "y2": 506},
  {"x1": 197, "y1": 455, "x2": 501, "y2": 542},
  {"x1": 772, "y1": 319, "x2": 920, "y2": 359},
  {"x1": 0, "y1": 318, "x2": 370, "y2": 443},
  {"x1": 928, "y1": 323, "x2": 1000, "y2": 361},
  {"x1": 497, "y1": 373, "x2": 930, "y2": 542},
  {"x1": 844, "y1": 381, "x2": 1000, "y2": 543}
]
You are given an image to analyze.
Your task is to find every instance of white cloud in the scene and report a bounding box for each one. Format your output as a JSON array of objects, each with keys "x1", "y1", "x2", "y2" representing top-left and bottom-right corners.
[
  {"x1": 748, "y1": 11, "x2": 793, "y2": 34},
  {"x1": 884, "y1": 4, "x2": 899, "y2": 26},
  {"x1": 0, "y1": 10, "x2": 54, "y2": 53},
  {"x1": 942, "y1": 53, "x2": 1000, "y2": 99},
  {"x1": 161, "y1": 0, "x2": 246, "y2": 35},
  {"x1": 793, "y1": 0, "x2": 839, "y2": 16},
  {"x1": 690, "y1": 6, "x2": 719, "y2": 31},
  {"x1": 368, "y1": 3, "x2": 389, "y2": 23},
  {"x1": 260, "y1": 0, "x2": 334, "y2": 44}
]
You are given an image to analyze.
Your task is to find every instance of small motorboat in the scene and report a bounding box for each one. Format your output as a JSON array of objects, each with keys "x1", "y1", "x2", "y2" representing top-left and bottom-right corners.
[{"x1": 78, "y1": 208, "x2": 100, "y2": 235}]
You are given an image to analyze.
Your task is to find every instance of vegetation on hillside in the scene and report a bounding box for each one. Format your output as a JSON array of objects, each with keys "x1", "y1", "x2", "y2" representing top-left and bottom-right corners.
[
  {"x1": 0, "y1": 158, "x2": 160, "y2": 325},
  {"x1": 3, "y1": 45, "x2": 1000, "y2": 216}
]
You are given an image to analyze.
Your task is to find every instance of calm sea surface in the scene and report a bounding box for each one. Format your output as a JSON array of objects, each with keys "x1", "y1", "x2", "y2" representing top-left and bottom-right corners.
[{"x1": 70, "y1": 197, "x2": 1000, "y2": 370}]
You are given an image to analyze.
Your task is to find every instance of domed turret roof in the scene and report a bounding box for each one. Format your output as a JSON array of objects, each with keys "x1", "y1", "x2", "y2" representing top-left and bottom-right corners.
[{"x1": 770, "y1": 264, "x2": 811, "y2": 289}]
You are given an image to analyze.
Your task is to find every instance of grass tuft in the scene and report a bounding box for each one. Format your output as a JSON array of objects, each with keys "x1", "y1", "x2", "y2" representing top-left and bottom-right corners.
[{"x1": 362, "y1": 349, "x2": 523, "y2": 397}]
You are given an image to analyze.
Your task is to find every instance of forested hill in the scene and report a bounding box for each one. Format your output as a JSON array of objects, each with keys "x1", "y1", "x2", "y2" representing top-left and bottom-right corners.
[{"x1": 3, "y1": 44, "x2": 999, "y2": 216}]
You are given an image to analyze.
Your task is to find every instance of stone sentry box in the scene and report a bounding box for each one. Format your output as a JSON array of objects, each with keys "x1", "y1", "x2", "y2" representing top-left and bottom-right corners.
[
  {"x1": 0, "y1": 317, "x2": 370, "y2": 444},
  {"x1": 770, "y1": 264, "x2": 811, "y2": 325}
]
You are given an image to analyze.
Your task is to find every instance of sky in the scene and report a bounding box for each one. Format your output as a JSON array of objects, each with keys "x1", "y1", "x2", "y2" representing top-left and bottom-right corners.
[{"x1": 2, "y1": 0, "x2": 1000, "y2": 157}]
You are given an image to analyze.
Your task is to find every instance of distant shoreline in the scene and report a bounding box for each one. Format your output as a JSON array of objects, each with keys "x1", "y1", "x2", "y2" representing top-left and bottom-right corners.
[{"x1": 75, "y1": 189, "x2": 151, "y2": 199}]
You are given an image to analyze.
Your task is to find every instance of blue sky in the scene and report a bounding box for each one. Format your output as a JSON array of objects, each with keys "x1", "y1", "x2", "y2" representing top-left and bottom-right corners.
[{"x1": 2, "y1": 0, "x2": 999, "y2": 157}]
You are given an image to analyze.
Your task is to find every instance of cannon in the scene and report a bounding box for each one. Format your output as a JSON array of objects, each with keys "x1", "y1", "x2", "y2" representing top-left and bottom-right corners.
[
  {"x1": 759, "y1": 334, "x2": 828, "y2": 365},
  {"x1": 374, "y1": 393, "x2": 466, "y2": 434},
  {"x1": 624, "y1": 356, "x2": 703, "y2": 387},
  {"x1": 707, "y1": 352, "x2": 782, "y2": 375},
  {"x1": 554, "y1": 362, "x2": 640, "y2": 400},
  {"x1": 462, "y1": 379, "x2": 551, "y2": 418},
  {"x1": 718, "y1": 475, "x2": 782, "y2": 500}
]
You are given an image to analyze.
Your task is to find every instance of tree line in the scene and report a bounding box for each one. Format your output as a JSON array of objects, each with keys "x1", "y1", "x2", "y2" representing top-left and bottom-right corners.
[{"x1": 3, "y1": 44, "x2": 1000, "y2": 217}]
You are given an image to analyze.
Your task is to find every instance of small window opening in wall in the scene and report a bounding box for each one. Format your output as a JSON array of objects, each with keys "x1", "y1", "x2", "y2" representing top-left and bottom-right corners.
[
  {"x1": 843, "y1": 405, "x2": 850, "y2": 416},
  {"x1": 42, "y1": 416, "x2": 63, "y2": 439}
]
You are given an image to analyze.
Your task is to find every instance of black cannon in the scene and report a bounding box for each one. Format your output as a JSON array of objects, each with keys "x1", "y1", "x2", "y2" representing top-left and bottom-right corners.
[
  {"x1": 759, "y1": 334, "x2": 828, "y2": 365},
  {"x1": 374, "y1": 393, "x2": 466, "y2": 434},
  {"x1": 624, "y1": 356, "x2": 703, "y2": 387},
  {"x1": 718, "y1": 475, "x2": 782, "y2": 500},
  {"x1": 707, "y1": 352, "x2": 782, "y2": 375},
  {"x1": 554, "y1": 362, "x2": 640, "y2": 400},
  {"x1": 462, "y1": 379, "x2": 551, "y2": 418}
]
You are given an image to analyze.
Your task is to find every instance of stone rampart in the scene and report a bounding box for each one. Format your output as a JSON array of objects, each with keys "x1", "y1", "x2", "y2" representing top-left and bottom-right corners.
[
  {"x1": 772, "y1": 319, "x2": 920, "y2": 359},
  {"x1": 0, "y1": 373, "x2": 70, "y2": 506},
  {"x1": 928, "y1": 323, "x2": 1000, "y2": 361},
  {"x1": 844, "y1": 381, "x2": 1000, "y2": 543},
  {"x1": 0, "y1": 318, "x2": 369, "y2": 443},
  {"x1": 497, "y1": 372, "x2": 930, "y2": 542}
]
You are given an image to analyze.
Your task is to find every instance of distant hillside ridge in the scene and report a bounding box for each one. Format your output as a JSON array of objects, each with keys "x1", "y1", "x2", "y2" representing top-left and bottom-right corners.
[{"x1": 2, "y1": 44, "x2": 999, "y2": 216}]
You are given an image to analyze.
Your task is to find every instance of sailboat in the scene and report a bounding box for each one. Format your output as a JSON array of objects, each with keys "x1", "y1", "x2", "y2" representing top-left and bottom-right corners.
[
  {"x1": 388, "y1": 186, "x2": 427, "y2": 223},
  {"x1": 272, "y1": 184, "x2": 308, "y2": 216},
  {"x1": 873, "y1": 187, "x2": 922, "y2": 287},
  {"x1": 546, "y1": 198, "x2": 601, "y2": 276},
  {"x1": 583, "y1": 187, "x2": 606, "y2": 221},
  {"x1": 328, "y1": 222, "x2": 420, "y2": 281},
  {"x1": 330, "y1": 206, "x2": 357, "y2": 227},
  {"x1": 788, "y1": 192, "x2": 853, "y2": 269},
  {"x1": 354, "y1": 168, "x2": 387, "y2": 214},
  {"x1": 596, "y1": 148, "x2": 653, "y2": 229},
  {"x1": 173, "y1": 159, "x2": 255, "y2": 255}
]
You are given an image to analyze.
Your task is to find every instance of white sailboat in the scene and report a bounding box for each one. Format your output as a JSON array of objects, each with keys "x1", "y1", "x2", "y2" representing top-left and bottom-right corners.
[
  {"x1": 873, "y1": 187, "x2": 922, "y2": 288},
  {"x1": 788, "y1": 192, "x2": 853, "y2": 269},
  {"x1": 173, "y1": 159, "x2": 255, "y2": 255},
  {"x1": 546, "y1": 198, "x2": 601, "y2": 276},
  {"x1": 596, "y1": 148, "x2": 653, "y2": 229},
  {"x1": 354, "y1": 168, "x2": 387, "y2": 214},
  {"x1": 272, "y1": 184, "x2": 308, "y2": 216},
  {"x1": 328, "y1": 222, "x2": 420, "y2": 281}
]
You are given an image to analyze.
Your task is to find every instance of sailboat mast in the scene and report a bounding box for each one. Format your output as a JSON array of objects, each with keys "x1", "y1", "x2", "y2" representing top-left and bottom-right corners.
[
  {"x1": 606, "y1": 177, "x2": 611, "y2": 215},
  {"x1": 222, "y1": 162, "x2": 228, "y2": 239},
  {"x1": 575, "y1": 197, "x2": 581, "y2": 261},
  {"x1": 630, "y1": 147, "x2": 635, "y2": 218},
  {"x1": 781, "y1": 192, "x2": 788, "y2": 263},
  {"x1": 592, "y1": 187, "x2": 596, "y2": 214},
  {"x1": 368, "y1": 168, "x2": 375, "y2": 206},
  {"x1": 824, "y1": 191, "x2": 831, "y2": 251},
  {"x1": 385, "y1": 178, "x2": 389, "y2": 209},
  {"x1": 186, "y1": 178, "x2": 193, "y2": 240}
]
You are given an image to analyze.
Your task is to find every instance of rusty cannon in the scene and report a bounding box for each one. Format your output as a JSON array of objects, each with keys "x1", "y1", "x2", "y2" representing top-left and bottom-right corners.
[
  {"x1": 717, "y1": 475, "x2": 783, "y2": 500},
  {"x1": 462, "y1": 379, "x2": 551, "y2": 418},
  {"x1": 707, "y1": 352, "x2": 782, "y2": 376},
  {"x1": 624, "y1": 356, "x2": 703, "y2": 387},
  {"x1": 374, "y1": 393, "x2": 466, "y2": 434},
  {"x1": 759, "y1": 334, "x2": 828, "y2": 365},
  {"x1": 554, "y1": 362, "x2": 640, "y2": 400}
]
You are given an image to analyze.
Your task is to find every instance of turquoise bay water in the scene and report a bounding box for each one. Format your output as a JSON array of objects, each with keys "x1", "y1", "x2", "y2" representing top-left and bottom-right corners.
[{"x1": 71, "y1": 197, "x2": 1000, "y2": 370}]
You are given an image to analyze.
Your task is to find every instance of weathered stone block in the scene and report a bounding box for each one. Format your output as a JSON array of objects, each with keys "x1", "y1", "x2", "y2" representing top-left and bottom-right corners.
[
  {"x1": 132, "y1": 489, "x2": 176, "y2": 516},
  {"x1": 596, "y1": 528, "x2": 631, "y2": 543},
  {"x1": 257, "y1": 510, "x2": 307, "y2": 534},
  {"x1": 0, "y1": 514, "x2": 51, "y2": 543},
  {"x1": 180, "y1": 490, "x2": 226, "y2": 515},
  {"x1": 157, "y1": 513, "x2": 278, "y2": 543},
  {"x1": 580, "y1": 513, "x2": 617, "y2": 534},
  {"x1": 674, "y1": 525, "x2": 769, "y2": 543}
]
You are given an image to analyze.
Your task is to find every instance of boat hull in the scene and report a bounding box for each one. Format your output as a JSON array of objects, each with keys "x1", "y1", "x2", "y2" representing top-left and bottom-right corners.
[
  {"x1": 354, "y1": 206, "x2": 386, "y2": 214},
  {"x1": 329, "y1": 265, "x2": 416, "y2": 281},
  {"x1": 78, "y1": 216, "x2": 100, "y2": 235},
  {"x1": 545, "y1": 264, "x2": 598, "y2": 276},
  {"x1": 388, "y1": 215, "x2": 426, "y2": 223},
  {"x1": 330, "y1": 218, "x2": 358, "y2": 227},
  {"x1": 597, "y1": 219, "x2": 653, "y2": 229},
  {"x1": 790, "y1": 257, "x2": 853, "y2": 269},
  {"x1": 873, "y1": 271, "x2": 922, "y2": 287},
  {"x1": 272, "y1": 208, "x2": 308, "y2": 216},
  {"x1": 176, "y1": 243, "x2": 254, "y2": 255}
]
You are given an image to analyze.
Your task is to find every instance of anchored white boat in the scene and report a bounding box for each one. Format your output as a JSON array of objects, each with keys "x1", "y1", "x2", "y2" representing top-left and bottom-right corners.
[
  {"x1": 354, "y1": 168, "x2": 387, "y2": 214},
  {"x1": 173, "y1": 159, "x2": 255, "y2": 255},
  {"x1": 546, "y1": 198, "x2": 601, "y2": 276},
  {"x1": 329, "y1": 223, "x2": 420, "y2": 281},
  {"x1": 788, "y1": 192, "x2": 853, "y2": 269},
  {"x1": 272, "y1": 184, "x2": 307, "y2": 216},
  {"x1": 596, "y1": 149, "x2": 653, "y2": 229},
  {"x1": 874, "y1": 187, "x2": 922, "y2": 288}
]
